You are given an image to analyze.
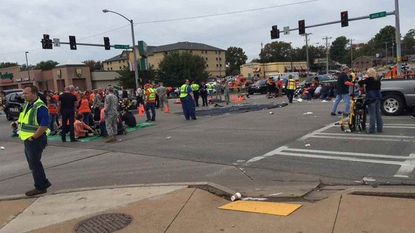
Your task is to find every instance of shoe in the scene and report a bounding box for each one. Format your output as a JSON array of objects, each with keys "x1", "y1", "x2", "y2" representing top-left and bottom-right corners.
[
  {"x1": 145, "y1": 119, "x2": 150, "y2": 122},
  {"x1": 151, "y1": 119, "x2": 155, "y2": 121},
  {"x1": 105, "y1": 136, "x2": 116, "y2": 143},
  {"x1": 61, "y1": 137, "x2": 66, "y2": 142},
  {"x1": 330, "y1": 112, "x2": 336, "y2": 116},
  {"x1": 25, "y1": 188, "x2": 47, "y2": 197},
  {"x1": 70, "y1": 139, "x2": 79, "y2": 142},
  {"x1": 192, "y1": 117, "x2": 197, "y2": 120}
]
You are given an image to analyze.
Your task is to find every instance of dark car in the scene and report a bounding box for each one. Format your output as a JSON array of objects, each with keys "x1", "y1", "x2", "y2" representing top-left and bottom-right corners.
[
  {"x1": 3, "y1": 91, "x2": 25, "y2": 121},
  {"x1": 248, "y1": 80, "x2": 268, "y2": 95},
  {"x1": 2, "y1": 89, "x2": 47, "y2": 121}
]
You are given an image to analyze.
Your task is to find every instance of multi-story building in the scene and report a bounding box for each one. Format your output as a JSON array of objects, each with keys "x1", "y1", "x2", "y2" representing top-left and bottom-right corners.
[
  {"x1": 102, "y1": 50, "x2": 130, "y2": 71},
  {"x1": 103, "y1": 41, "x2": 226, "y2": 77}
]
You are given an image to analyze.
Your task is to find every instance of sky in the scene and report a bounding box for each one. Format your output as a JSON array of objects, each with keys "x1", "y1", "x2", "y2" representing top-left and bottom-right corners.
[{"x1": 0, "y1": 0, "x2": 413, "y2": 66}]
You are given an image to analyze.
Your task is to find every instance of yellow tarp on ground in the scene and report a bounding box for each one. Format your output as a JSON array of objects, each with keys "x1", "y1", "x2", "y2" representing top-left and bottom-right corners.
[{"x1": 219, "y1": 201, "x2": 302, "y2": 217}]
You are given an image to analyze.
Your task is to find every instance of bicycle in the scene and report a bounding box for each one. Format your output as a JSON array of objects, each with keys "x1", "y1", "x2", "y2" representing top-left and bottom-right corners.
[{"x1": 339, "y1": 82, "x2": 367, "y2": 133}]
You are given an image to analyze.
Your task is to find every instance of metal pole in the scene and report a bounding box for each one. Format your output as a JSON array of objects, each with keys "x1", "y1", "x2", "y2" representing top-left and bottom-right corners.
[
  {"x1": 395, "y1": 0, "x2": 402, "y2": 76},
  {"x1": 25, "y1": 51, "x2": 30, "y2": 80},
  {"x1": 350, "y1": 39, "x2": 353, "y2": 68},
  {"x1": 323, "y1": 37, "x2": 331, "y2": 75},
  {"x1": 305, "y1": 33, "x2": 310, "y2": 77},
  {"x1": 130, "y1": 19, "x2": 139, "y2": 89}
]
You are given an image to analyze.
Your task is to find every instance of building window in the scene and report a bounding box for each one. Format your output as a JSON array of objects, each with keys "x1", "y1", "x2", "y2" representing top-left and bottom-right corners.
[
  {"x1": 110, "y1": 67, "x2": 113, "y2": 70},
  {"x1": 205, "y1": 57, "x2": 208, "y2": 61},
  {"x1": 120, "y1": 66, "x2": 122, "y2": 70},
  {"x1": 219, "y1": 51, "x2": 221, "y2": 55},
  {"x1": 205, "y1": 50, "x2": 207, "y2": 54},
  {"x1": 220, "y1": 64, "x2": 222, "y2": 67},
  {"x1": 219, "y1": 57, "x2": 222, "y2": 61},
  {"x1": 206, "y1": 64, "x2": 209, "y2": 68},
  {"x1": 216, "y1": 64, "x2": 219, "y2": 67},
  {"x1": 216, "y1": 57, "x2": 218, "y2": 61}
]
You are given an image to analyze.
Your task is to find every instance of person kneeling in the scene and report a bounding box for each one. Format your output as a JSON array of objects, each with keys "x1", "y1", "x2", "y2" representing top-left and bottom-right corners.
[{"x1": 74, "y1": 114, "x2": 95, "y2": 139}]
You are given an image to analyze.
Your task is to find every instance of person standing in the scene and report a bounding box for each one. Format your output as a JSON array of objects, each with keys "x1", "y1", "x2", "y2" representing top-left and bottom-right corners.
[
  {"x1": 59, "y1": 86, "x2": 78, "y2": 142},
  {"x1": 78, "y1": 94, "x2": 91, "y2": 125},
  {"x1": 223, "y1": 81, "x2": 230, "y2": 105},
  {"x1": 144, "y1": 84, "x2": 156, "y2": 122},
  {"x1": 180, "y1": 79, "x2": 197, "y2": 120},
  {"x1": 92, "y1": 89, "x2": 103, "y2": 122},
  {"x1": 286, "y1": 75, "x2": 297, "y2": 103},
  {"x1": 277, "y1": 77, "x2": 283, "y2": 97},
  {"x1": 331, "y1": 66, "x2": 352, "y2": 116},
  {"x1": 104, "y1": 86, "x2": 119, "y2": 143},
  {"x1": 46, "y1": 95, "x2": 58, "y2": 135},
  {"x1": 200, "y1": 82, "x2": 208, "y2": 107},
  {"x1": 136, "y1": 85, "x2": 144, "y2": 108},
  {"x1": 191, "y1": 81, "x2": 200, "y2": 107},
  {"x1": 215, "y1": 82, "x2": 222, "y2": 101},
  {"x1": 156, "y1": 82, "x2": 168, "y2": 111},
  {"x1": 358, "y1": 68, "x2": 383, "y2": 134},
  {"x1": 18, "y1": 86, "x2": 51, "y2": 196}
]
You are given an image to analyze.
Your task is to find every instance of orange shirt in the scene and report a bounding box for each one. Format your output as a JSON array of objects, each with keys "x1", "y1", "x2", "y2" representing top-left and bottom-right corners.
[{"x1": 78, "y1": 98, "x2": 91, "y2": 114}]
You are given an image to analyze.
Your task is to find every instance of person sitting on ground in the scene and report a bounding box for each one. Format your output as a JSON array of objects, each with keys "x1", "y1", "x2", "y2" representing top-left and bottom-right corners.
[
  {"x1": 314, "y1": 84, "x2": 322, "y2": 99},
  {"x1": 74, "y1": 114, "x2": 95, "y2": 139},
  {"x1": 121, "y1": 110, "x2": 137, "y2": 128}
]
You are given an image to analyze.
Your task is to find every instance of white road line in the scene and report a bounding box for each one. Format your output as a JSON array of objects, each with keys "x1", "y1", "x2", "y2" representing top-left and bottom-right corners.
[
  {"x1": 383, "y1": 124, "x2": 415, "y2": 127},
  {"x1": 316, "y1": 132, "x2": 415, "y2": 139},
  {"x1": 311, "y1": 135, "x2": 412, "y2": 143},
  {"x1": 298, "y1": 123, "x2": 336, "y2": 141},
  {"x1": 283, "y1": 148, "x2": 412, "y2": 160},
  {"x1": 394, "y1": 153, "x2": 415, "y2": 178},
  {"x1": 245, "y1": 146, "x2": 288, "y2": 164}
]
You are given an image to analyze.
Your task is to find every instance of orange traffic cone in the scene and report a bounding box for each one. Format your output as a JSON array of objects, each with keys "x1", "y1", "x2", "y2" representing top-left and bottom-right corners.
[
  {"x1": 138, "y1": 105, "x2": 145, "y2": 117},
  {"x1": 164, "y1": 104, "x2": 170, "y2": 113}
]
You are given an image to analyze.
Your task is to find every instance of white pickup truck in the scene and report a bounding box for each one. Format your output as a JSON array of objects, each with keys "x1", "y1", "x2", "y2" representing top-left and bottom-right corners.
[{"x1": 381, "y1": 79, "x2": 415, "y2": 115}]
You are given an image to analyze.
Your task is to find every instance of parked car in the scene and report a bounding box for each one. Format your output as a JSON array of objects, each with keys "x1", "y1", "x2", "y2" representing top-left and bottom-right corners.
[
  {"x1": 3, "y1": 91, "x2": 25, "y2": 121},
  {"x1": 381, "y1": 79, "x2": 415, "y2": 115},
  {"x1": 248, "y1": 80, "x2": 267, "y2": 95}
]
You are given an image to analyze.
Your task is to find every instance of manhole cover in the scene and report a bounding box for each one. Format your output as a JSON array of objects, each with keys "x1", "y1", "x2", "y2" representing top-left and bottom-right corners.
[{"x1": 74, "y1": 213, "x2": 133, "y2": 233}]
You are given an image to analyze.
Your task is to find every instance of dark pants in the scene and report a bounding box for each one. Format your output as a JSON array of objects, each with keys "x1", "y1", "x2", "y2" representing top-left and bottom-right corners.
[
  {"x1": 49, "y1": 114, "x2": 57, "y2": 133},
  {"x1": 193, "y1": 91, "x2": 200, "y2": 107},
  {"x1": 24, "y1": 134, "x2": 49, "y2": 190},
  {"x1": 61, "y1": 110, "x2": 75, "y2": 141},
  {"x1": 286, "y1": 90, "x2": 295, "y2": 103},
  {"x1": 82, "y1": 112, "x2": 90, "y2": 126},
  {"x1": 100, "y1": 122, "x2": 108, "y2": 137},
  {"x1": 181, "y1": 96, "x2": 196, "y2": 120},
  {"x1": 145, "y1": 103, "x2": 156, "y2": 121},
  {"x1": 201, "y1": 94, "x2": 208, "y2": 106}
]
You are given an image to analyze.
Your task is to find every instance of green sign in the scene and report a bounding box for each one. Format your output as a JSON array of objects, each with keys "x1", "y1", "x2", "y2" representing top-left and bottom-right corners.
[
  {"x1": 0, "y1": 72, "x2": 13, "y2": 80},
  {"x1": 369, "y1": 11, "x2": 387, "y2": 19},
  {"x1": 114, "y1": 44, "x2": 130, "y2": 49}
]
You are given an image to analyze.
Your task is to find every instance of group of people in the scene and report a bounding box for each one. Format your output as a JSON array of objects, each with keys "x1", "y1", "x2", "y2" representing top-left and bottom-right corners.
[{"x1": 331, "y1": 66, "x2": 383, "y2": 134}]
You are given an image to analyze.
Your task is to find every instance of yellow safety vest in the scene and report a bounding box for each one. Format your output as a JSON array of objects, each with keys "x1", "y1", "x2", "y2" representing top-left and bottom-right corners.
[
  {"x1": 207, "y1": 84, "x2": 213, "y2": 91},
  {"x1": 180, "y1": 84, "x2": 189, "y2": 98},
  {"x1": 147, "y1": 88, "x2": 156, "y2": 101},
  {"x1": 287, "y1": 79, "x2": 296, "y2": 90},
  {"x1": 17, "y1": 98, "x2": 49, "y2": 141},
  {"x1": 191, "y1": 83, "x2": 200, "y2": 91}
]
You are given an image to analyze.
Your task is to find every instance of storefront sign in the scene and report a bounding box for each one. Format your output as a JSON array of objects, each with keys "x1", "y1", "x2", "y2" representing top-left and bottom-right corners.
[{"x1": 0, "y1": 72, "x2": 13, "y2": 80}]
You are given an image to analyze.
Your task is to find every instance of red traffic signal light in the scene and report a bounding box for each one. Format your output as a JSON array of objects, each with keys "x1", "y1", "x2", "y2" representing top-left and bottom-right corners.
[
  {"x1": 41, "y1": 34, "x2": 52, "y2": 49},
  {"x1": 270, "y1": 25, "x2": 280, "y2": 39},
  {"x1": 298, "y1": 20, "x2": 305, "y2": 35},
  {"x1": 341, "y1": 11, "x2": 349, "y2": 27}
]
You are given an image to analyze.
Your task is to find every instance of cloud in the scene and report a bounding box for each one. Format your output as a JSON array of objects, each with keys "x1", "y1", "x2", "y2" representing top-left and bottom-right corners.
[{"x1": 0, "y1": 0, "x2": 413, "y2": 65}]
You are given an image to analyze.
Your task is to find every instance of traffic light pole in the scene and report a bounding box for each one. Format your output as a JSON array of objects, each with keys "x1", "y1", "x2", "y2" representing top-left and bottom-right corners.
[
  {"x1": 394, "y1": 0, "x2": 402, "y2": 76},
  {"x1": 323, "y1": 36, "x2": 332, "y2": 75},
  {"x1": 304, "y1": 33, "x2": 311, "y2": 77}
]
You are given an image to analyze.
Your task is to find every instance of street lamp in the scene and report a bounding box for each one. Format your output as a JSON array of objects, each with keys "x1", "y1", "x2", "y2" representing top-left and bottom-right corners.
[
  {"x1": 24, "y1": 51, "x2": 31, "y2": 81},
  {"x1": 102, "y1": 9, "x2": 139, "y2": 89}
]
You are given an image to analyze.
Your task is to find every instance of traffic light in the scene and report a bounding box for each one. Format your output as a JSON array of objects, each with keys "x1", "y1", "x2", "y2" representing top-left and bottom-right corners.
[
  {"x1": 104, "y1": 37, "x2": 110, "y2": 50},
  {"x1": 341, "y1": 11, "x2": 349, "y2": 27},
  {"x1": 69, "y1": 36, "x2": 77, "y2": 50},
  {"x1": 298, "y1": 20, "x2": 305, "y2": 35},
  {"x1": 41, "y1": 34, "x2": 52, "y2": 49},
  {"x1": 270, "y1": 25, "x2": 280, "y2": 39}
]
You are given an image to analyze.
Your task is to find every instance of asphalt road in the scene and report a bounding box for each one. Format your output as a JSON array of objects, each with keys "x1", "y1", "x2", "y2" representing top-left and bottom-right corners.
[{"x1": 1, "y1": 96, "x2": 414, "y2": 196}]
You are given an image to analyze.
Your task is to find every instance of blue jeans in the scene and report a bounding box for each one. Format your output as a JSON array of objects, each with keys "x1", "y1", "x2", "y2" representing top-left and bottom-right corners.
[
  {"x1": 145, "y1": 103, "x2": 156, "y2": 121},
  {"x1": 49, "y1": 114, "x2": 57, "y2": 133},
  {"x1": 367, "y1": 99, "x2": 383, "y2": 133},
  {"x1": 331, "y1": 94, "x2": 351, "y2": 114},
  {"x1": 24, "y1": 134, "x2": 50, "y2": 190},
  {"x1": 181, "y1": 96, "x2": 196, "y2": 120}
]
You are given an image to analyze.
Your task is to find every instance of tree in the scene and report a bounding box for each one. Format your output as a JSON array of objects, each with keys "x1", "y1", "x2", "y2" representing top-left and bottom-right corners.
[
  {"x1": 35, "y1": 60, "x2": 59, "y2": 70},
  {"x1": 0, "y1": 62, "x2": 18, "y2": 69},
  {"x1": 83, "y1": 60, "x2": 96, "y2": 71},
  {"x1": 225, "y1": 47, "x2": 247, "y2": 76},
  {"x1": 330, "y1": 36, "x2": 349, "y2": 64},
  {"x1": 372, "y1": 25, "x2": 396, "y2": 51},
  {"x1": 259, "y1": 41, "x2": 292, "y2": 62},
  {"x1": 402, "y1": 29, "x2": 415, "y2": 55},
  {"x1": 116, "y1": 68, "x2": 135, "y2": 89},
  {"x1": 158, "y1": 52, "x2": 209, "y2": 87}
]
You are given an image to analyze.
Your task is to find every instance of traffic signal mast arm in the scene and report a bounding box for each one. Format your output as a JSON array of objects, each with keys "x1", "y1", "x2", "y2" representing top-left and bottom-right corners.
[
  {"x1": 58, "y1": 41, "x2": 129, "y2": 48},
  {"x1": 280, "y1": 11, "x2": 395, "y2": 35}
]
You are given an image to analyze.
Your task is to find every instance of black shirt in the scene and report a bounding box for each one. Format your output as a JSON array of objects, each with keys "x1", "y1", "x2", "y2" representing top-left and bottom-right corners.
[
  {"x1": 59, "y1": 92, "x2": 77, "y2": 112},
  {"x1": 336, "y1": 72, "x2": 350, "y2": 94},
  {"x1": 358, "y1": 77, "x2": 381, "y2": 91}
]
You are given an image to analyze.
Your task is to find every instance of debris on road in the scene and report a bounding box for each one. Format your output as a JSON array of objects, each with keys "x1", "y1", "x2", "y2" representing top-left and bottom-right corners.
[
  {"x1": 0, "y1": 146, "x2": 5, "y2": 150},
  {"x1": 230, "y1": 192, "x2": 242, "y2": 201},
  {"x1": 305, "y1": 144, "x2": 311, "y2": 147},
  {"x1": 166, "y1": 136, "x2": 172, "y2": 140},
  {"x1": 303, "y1": 112, "x2": 313, "y2": 115},
  {"x1": 269, "y1": 111, "x2": 274, "y2": 115}
]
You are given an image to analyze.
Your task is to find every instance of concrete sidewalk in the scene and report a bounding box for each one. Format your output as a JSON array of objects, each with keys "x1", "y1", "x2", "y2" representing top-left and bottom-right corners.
[{"x1": 1, "y1": 184, "x2": 415, "y2": 233}]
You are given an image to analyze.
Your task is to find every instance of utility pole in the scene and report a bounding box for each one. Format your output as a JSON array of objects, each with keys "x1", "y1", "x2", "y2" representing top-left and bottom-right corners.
[
  {"x1": 350, "y1": 39, "x2": 353, "y2": 69},
  {"x1": 385, "y1": 42, "x2": 388, "y2": 64},
  {"x1": 323, "y1": 36, "x2": 332, "y2": 75},
  {"x1": 395, "y1": 0, "x2": 402, "y2": 76},
  {"x1": 24, "y1": 51, "x2": 31, "y2": 81},
  {"x1": 304, "y1": 33, "x2": 311, "y2": 77}
]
